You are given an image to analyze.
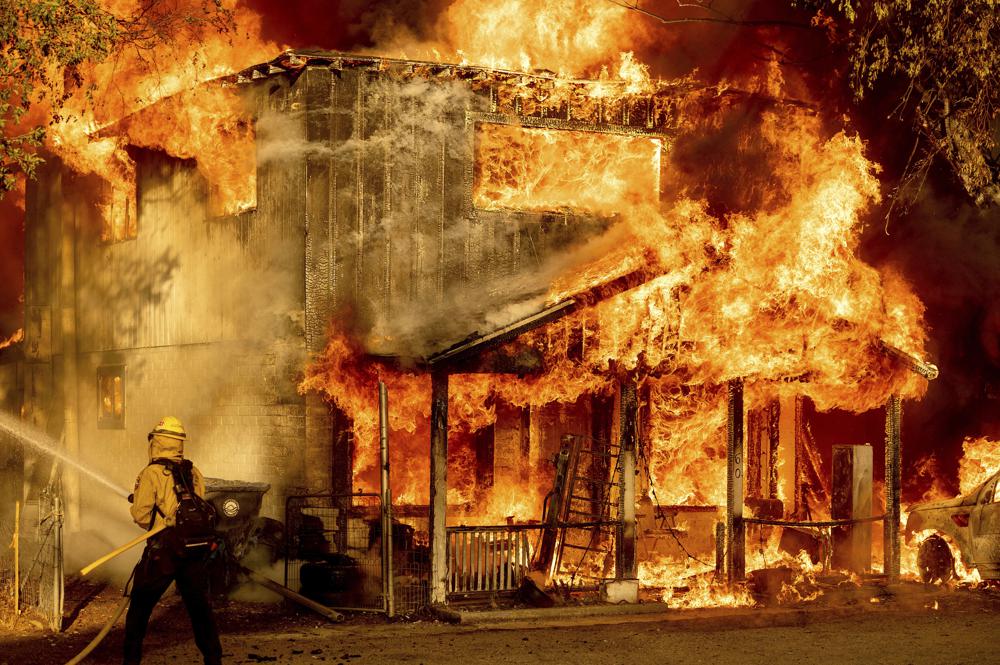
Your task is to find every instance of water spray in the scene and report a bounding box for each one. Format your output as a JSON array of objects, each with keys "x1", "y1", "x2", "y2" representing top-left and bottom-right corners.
[{"x1": 0, "y1": 412, "x2": 130, "y2": 498}]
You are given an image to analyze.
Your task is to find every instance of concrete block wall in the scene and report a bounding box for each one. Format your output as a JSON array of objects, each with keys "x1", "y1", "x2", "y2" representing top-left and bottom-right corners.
[{"x1": 76, "y1": 342, "x2": 307, "y2": 526}]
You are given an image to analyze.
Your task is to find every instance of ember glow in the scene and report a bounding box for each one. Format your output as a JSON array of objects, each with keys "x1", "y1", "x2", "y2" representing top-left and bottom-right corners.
[
  {"x1": 474, "y1": 125, "x2": 662, "y2": 214},
  {"x1": 958, "y1": 436, "x2": 1000, "y2": 494}
]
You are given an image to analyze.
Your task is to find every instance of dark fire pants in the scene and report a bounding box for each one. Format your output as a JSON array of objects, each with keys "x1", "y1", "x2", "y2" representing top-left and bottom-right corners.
[{"x1": 122, "y1": 540, "x2": 222, "y2": 665}]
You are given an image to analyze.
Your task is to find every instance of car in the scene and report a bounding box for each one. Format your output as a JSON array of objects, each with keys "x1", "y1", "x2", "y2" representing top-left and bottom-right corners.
[{"x1": 905, "y1": 469, "x2": 1000, "y2": 583}]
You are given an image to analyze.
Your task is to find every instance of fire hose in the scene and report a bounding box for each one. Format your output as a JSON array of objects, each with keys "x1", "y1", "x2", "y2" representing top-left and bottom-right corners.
[
  {"x1": 62, "y1": 570, "x2": 342, "y2": 664},
  {"x1": 63, "y1": 527, "x2": 164, "y2": 665},
  {"x1": 63, "y1": 531, "x2": 343, "y2": 663},
  {"x1": 80, "y1": 523, "x2": 167, "y2": 577},
  {"x1": 63, "y1": 594, "x2": 131, "y2": 665}
]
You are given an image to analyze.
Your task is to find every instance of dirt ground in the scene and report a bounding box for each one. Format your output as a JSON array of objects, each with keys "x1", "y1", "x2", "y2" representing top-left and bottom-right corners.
[{"x1": 1, "y1": 582, "x2": 998, "y2": 665}]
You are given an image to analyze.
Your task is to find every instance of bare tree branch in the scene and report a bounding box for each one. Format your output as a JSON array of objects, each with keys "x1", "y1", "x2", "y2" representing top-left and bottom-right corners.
[{"x1": 606, "y1": 0, "x2": 815, "y2": 30}]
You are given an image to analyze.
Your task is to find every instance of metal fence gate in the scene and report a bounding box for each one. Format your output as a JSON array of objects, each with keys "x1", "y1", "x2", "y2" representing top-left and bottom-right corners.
[
  {"x1": 284, "y1": 493, "x2": 429, "y2": 615},
  {"x1": 1, "y1": 483, "x2": 64, "y2": 630}
]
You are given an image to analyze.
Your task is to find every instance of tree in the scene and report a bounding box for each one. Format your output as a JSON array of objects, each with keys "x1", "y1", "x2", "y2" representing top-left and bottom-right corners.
[
  {"x1": 610, "y1": 1, "x2": 999, "y2": 211},
  {"x1": 798, "y1": 1, "x2": 999, "y2": 209},
  {"x1": 0, "y1": 0, "x2": 232, "y2": 197}
]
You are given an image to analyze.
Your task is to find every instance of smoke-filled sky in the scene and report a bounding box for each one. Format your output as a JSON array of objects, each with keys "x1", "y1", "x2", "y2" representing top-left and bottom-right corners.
[{"x1": 2, "y1": 0, "x2": 998, "y2": 497}]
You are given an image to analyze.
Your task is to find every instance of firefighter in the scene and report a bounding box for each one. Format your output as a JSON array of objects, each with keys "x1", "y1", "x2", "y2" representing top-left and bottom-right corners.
[{"x1": 122, "y1": 417, "x2": 223, "y2": 665}]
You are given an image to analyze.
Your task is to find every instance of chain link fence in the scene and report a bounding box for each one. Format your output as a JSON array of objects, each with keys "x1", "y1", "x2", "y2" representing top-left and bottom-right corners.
[
  {"x1": 1, "y1": 484, "x2": 64, "y2": 631},
  {"x1": 284, "y1": 493, "x2": 429, "y2": 616}
]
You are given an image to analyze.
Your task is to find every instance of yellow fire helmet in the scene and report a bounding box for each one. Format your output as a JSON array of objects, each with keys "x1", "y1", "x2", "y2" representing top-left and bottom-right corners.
[{"x1": 150, "y1": 416, "x2": 187, "y2": 441}]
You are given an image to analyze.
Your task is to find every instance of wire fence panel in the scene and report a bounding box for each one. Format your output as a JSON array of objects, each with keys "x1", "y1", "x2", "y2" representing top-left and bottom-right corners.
[
  {"x1": 0, "y1": 517, "x2": 15, "y2": 624},
  {"x1": 285, "y1": 494, "x2": 385, "y2": 612},
  {"x1": 284, "y1": 494, "x2": 430, "y2": 614},
  {"x1": 391, "y1": 511, "x2": 429, "y2": 615},
  {"x1": 0, "y1": 486, "x2": 64, "y2": 631}
]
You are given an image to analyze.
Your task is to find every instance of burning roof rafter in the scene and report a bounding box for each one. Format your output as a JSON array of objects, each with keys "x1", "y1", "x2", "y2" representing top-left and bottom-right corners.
[
  {"x1": 226, "y1": 49, "x2": 817, "y2": 123},
  {"x1": 421, "y1": 269, "x2": 939, "y2": 385}
]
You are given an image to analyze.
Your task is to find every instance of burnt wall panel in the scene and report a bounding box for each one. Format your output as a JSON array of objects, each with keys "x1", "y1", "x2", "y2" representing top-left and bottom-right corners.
[{"x1": 304, "y1": 65, "x2": 335, "y2": 354}]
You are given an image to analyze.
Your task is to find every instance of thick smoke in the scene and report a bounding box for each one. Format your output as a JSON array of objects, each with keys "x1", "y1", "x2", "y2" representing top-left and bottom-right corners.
[
  {"x1": 243, "y1": 0, "x2": 450, "y2": 52},
  {"x1": 257, "y1": 76, "x2": 639, "y2": 359},
  {"x1": 863, "y1": 187, "x2": 1000, "y2": 497},
  {"x1": 360, "y1": 93, "x2": 656, "y2": 358}
]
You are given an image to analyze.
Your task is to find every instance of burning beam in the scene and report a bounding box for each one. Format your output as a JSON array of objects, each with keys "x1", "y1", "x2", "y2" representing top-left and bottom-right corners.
[
  {"x1": 427, "y1": 267, "x2": 657, "y2": 368},
  {"x1": 427, "y1": 299, "x2": 576, "y2": 367},
  {"x1": 884, "y1": 395, "x2": 903, "y2": 581},
  {"x1": 879, "y1": 341, "x2": 939, "y2": 380}
]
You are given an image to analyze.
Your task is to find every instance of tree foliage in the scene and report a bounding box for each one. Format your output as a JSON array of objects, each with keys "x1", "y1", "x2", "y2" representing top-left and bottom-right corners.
[
  {"x1": 0, "y1": 0, "x2": 118, "y2": 192},
  {"x1": 800, "y1": 0, "x2": 1000, "y2": 208},
  {"x1": 0, "y1": 0, "x2": 232, "y2": 197}
]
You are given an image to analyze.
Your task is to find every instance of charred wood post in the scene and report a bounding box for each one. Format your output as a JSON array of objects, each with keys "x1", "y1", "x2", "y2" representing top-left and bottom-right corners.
[
  {"x1": 793, "y1": 396, "x2": 806, "y2": 518},
  {"x1": 330, "y1": 404, "x2": 353, "y2": 552},
  {"x1": 519, "y1": 408, "x2": 531, "y2": 485},
  {"x1": 473, "y1": 405, "x2": 495, "y2": 496},
  {"x1": 616, "y1": 377, "x2": 638, "y2": 581},
  {"x1": 715, "y1": 521, "x2": 725, "y2": 578},
  {"x1": 767, "y1": 402, "x2": 780, "y2": 499},
  {"x1": 726, "y1": 379, "x2": 745, "y2": 582},
  {"x1": 746, "y1": 408, "x2": 763, "y2": 501},
  {"x1": 330, "y1": 405, "x2": 354, "y2": 496},
  {"x1": 884, "y1": 395, "x2": 902, "y2": 581},
  {"x1": 429, "y1": 370, "x2": 449, "y2": 604},
  {"x1": 378, "y1": 381, "x2": 395, "y2": 617}
]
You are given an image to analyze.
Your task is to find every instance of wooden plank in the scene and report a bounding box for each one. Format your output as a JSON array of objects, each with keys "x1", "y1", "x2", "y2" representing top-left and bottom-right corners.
[{"x1": 429, "y1": 371, "x2": 449, "y2": 604}]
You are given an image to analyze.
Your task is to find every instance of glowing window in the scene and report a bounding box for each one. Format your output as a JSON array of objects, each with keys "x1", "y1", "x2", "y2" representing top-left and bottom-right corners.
[
  {"x1": 473, "y1": 124, "x2": 662, "y2": 215},
  {"x1": 97, "y1": 365, "x2": 126, "y2": 430}
]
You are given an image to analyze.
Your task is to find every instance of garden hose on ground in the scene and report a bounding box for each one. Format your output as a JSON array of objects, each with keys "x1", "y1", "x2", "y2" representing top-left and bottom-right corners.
[{"x1": 63, "y1": 594, "x2": 130, "y2": 665}]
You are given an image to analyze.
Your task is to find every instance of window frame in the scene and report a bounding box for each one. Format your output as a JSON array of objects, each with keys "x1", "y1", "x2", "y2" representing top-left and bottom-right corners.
[{"x1": 96, "y1": 364, "x2": 127, "y2": 430}]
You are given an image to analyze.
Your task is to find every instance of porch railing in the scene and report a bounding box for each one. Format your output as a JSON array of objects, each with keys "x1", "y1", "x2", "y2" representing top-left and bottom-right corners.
[{"x1": 446, "y1": 525, "x2": 539, "y2": 595}]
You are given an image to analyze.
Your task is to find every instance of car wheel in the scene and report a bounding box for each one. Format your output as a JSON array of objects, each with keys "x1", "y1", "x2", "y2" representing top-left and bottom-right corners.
[{"x1": 917, "y1": 534, "x2": 955, "y2": 584}]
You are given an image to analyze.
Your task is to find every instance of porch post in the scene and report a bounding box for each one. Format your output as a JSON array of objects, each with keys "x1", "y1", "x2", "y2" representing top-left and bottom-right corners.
[
  {"x1": 884, "y1": 394, "x2": 902, "y2": 582},
  {"x1": 616, "y1": 377, "x2": 638, "y2": 580},
  {"x1": 429, "y1": 370, "x2": 449, "y2": 604},
  {"x1": 726, "y1": 379, "x2": 745, "y2": 582}
]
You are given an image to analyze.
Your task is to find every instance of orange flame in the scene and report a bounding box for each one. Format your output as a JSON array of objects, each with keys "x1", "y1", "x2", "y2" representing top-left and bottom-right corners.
[
  {"x1": 474, "y1": 125, "x2": 662, "y2": 214},
  {"x1": 958, "y1": 436, "x2": 1000, "y2": 494},
  {"x1": 440, "y1": 0, "x2": 652, "y2": 75},
  {"x1": 0, "y1": 328, "x2": 24, "y2": 351},
  {"x1": 37, "y1": 1, "x2": 277, "y2": 230},
  {"x1": 304, "y1": 65, "x2": 930, "y2": 601}
]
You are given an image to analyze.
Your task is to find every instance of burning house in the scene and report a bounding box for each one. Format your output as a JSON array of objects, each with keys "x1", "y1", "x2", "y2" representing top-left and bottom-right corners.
[{"x1": 0, "y1": 48, "x2": 938, "y2": 610}]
